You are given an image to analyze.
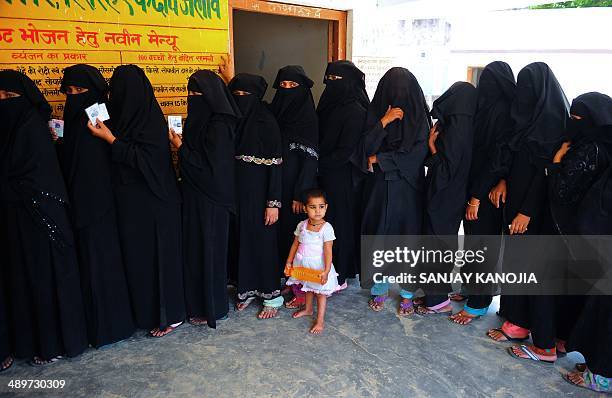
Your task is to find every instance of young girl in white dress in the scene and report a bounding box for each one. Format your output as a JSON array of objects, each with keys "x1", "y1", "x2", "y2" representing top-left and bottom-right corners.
[{"x1": 284, "y1": 189, "x2": 339, "y2": 334}]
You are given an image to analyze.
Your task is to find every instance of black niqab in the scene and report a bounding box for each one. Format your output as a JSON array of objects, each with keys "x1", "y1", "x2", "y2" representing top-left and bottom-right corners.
[
  {"x1": 365, "y1": 67, "x2": 430, "y2": 153},
  {"x1": 508, "y1": 62, "x2": 569, "y2": 164},
  {"x1": 270, "y1": 65, "x2": 318, "y2": 150},
  {"x1": 229, "y1": 73, "x2": 281, "y2": 160},
  {"x1": 108, "y1": 65, "x2": 177, "y2": 202},
  {"x1": 58, "y1": 65, "x2": 111, "y2": 228},
  {"x1": 0, "y1": 70, "x2": 65, "y2": 203},
  {"x1": 317, "y1": 60, "x2": 369, "y2": 116}
]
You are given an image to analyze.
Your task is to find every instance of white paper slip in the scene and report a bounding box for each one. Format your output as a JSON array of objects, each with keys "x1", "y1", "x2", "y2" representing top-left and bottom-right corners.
[
  {"x1": 49, "y1": 119, "x2": 64, "y2": 138},
  {"x1": 97, "y1": 103, "x2": 110, "y2": 121},
  {"x1": 85, "y1": 103, "x2": 101, "y2": 125},
  {"x1": 168, "y1": 115, "x2": 182, "y2": 134}
]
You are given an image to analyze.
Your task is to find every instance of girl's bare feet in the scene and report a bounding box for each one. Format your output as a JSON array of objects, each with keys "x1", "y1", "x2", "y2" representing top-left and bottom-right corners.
[
  {"x1": 310, "y1": 321, "x2": 324, "y2": 334},
  {"x1": 292, "y1": 308, "x2": 313, "y2": 318}
]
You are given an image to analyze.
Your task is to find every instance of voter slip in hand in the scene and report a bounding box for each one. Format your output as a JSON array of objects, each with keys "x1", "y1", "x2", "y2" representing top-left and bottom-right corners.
[{"x1": 85, "y1": 103, "x2": 110, "y2": 125}]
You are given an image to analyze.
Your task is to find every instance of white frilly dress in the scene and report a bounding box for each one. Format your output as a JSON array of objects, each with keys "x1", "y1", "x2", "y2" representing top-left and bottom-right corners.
[{"x1": 286, "y1": 220, "x2": 339, "y2": 296}]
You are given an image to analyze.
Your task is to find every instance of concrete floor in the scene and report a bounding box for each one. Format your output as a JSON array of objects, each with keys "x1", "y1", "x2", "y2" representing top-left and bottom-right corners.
[{"x1": 0, "y1": 281, "x2": 595, "y2": 397}]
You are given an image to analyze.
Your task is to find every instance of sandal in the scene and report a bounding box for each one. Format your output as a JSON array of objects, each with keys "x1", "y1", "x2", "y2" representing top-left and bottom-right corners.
[
  {"x1": 149, "y1": 322, "x2": 183, "y2": 338},
  {"x1": 449, "y1": 310, "x2": 479, "y2": 325},
  {"x1": 1, "y1": 356, "x2": 14, "y2": 373},
  {"x1": 284, "y1": 296, "x2": 305, "y2": 309},
  {"x1": 29, "y1": 356, "x2": 62, "y2": 366},
  {"x1": 415, "y1": 304, "x2": 452, "y2": 316},
  {"x1": 487, "y1": 321, "x2": 529, "y2": 342},
  {"x1": 413, "y1": 297, "x2": 424, "y2": 306},
  {"x1": 564, "y1": 368, "x2": 611, "y2": 393},
  {"x1": 507, "y1": 344, "x2": 557, "y2": 363},
  {"x1": 235, "y1": 297, "x2": 255, "y2": 312},
  {"x1": 576, "y1": 363, "x2": 587, "y2": 372},
  {"x1": 368, "y1": 295, "x2": 387, "y2": 312},
  {"x1": 398, "y1": 298, "x2": 414, "y2": 317},
  {"x1": 448, "y1": 292, "x2": 467, "y2": 302},
  {"x1": 257, "y1": 306, "x2": 279, "y2": 320}
]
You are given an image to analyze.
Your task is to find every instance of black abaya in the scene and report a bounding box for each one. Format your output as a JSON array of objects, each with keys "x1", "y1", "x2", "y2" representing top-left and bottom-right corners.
[
  {"x1": 501, "y1": 63, "x2": 569, "y2": 350},
  {"x1": 58, "y1": 64, "x2": 135, "y2": 347},
  {"x1": 228, "y1": 73, "x2": 283, "y2": 303},
  {"x1": 463, "y1": 61, "x2": 516, "y2": 310},
  {"x1": 0, "y1": 70, "x2": 88, "y2": 360},
  {"x1": 317, "y1": 61, "x2": 369, "y2": 285},
  {"x1": 180, "y1": 70, "x2": 240, "y2": 327},
  {"x1": 270, "y1": 66, "x2": 319, "y2": 269},
  {"x1": 106, "y1": 65, "x2": 184, "y2": 330}
]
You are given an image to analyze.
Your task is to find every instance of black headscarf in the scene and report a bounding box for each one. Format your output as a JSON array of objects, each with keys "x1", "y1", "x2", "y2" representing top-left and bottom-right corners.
[
  {"x1": 270, "y1": 65, "x2": 318, "y2": 151},
  {"x1": 182, "y1": 70, "x2": 240, "y2": 207},
  {"x1": 58, "y1": 64, "x2": 113, "y2": 228},
  {"x1": 366, "y1": 67, "x2": 430, "y2": 153},
  {"x1": 317, "y1": 60, "x2": 369, "y2": 116},
  {"x1": 508, "y1": 62, "x2": 569, "y2": 165},
  {"x1": 229, "y1": 73, "x2": 281, "y2": 161},
  {"x1": 429, "y1": 81, "x2": 477, "y2": 193},
  {"x1": 0, "y1": 70, "x2": 72, "y2": 247},
  {"x1": 569, "y1": 93, "x2": 612, "y2": 230},
  {"x1": 0, "y1": 70, "x2": 63, "y2": 201},
  {"x1": 108, "y1": 65, "x2": 177, "y2": 202}
]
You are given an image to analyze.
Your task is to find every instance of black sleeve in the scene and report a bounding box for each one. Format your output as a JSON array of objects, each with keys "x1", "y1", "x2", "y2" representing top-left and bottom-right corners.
[
  {"x1": 294, "y1": 155, "x2": 318, "y2": 202},
  {"x1": 547, "y1": 142, "x2": 603, "y2": 206}
]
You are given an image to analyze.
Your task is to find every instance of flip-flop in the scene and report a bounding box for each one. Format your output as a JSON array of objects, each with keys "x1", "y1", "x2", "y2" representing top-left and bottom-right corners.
[
  {"x1": 149, "y1": 322, "x2": 183, "y2": 338},
  {"x1": 398, "y1": 299, "x2": 414, "y2": 317},
  {"x1": 507, "y1": 345, "x2": 556, "y2": 364},
  {"x1": 257, "y1": 306, "x2": 279, "y2": 320},
  {"x1": 563, "y1": 369, "x2": 611, "y2": 393},
  {"x1": 235, "y1": 297, "x2": 255, "y2": 312},
  {"x1": 368, "y1": 295, "x2": 387, "y2": 312},
  {"x1": 486, "y1": 328, "x2": 529, "y2": 342},
  {"x1": 0, "y1": 357, "x2": 14, "y2": 373},
  {"x1": 415, "y1": 305, "x2": 452, "y2": 316},
  {"x1": 29, "y1": 356, "x2": 62, "y2": 367}
]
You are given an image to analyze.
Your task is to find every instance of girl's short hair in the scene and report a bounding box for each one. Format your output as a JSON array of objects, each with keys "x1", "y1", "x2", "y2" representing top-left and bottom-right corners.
[{"x1": 303, "y1": 188, "x2": 327, "y2": 204}]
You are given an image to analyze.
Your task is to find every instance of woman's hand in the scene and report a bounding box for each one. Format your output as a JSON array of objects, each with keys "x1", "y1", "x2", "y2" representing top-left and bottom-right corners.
[
  {"x1": 292, "y1": 200, "x2": 303, "y2": 214},
  {"x1": 264, "y1": 207, "x2": 279, "y2": 226},
  {"x1": 488, "y1": 179, "x2": 507, "y2": 208},
  {"x1": 319, "y1": 270, "x2": 329, "y2": 285},
  {"x1": 49, "y1": 126, "x2": 58, "y2": 141},
  {"x1": 380, "y1": 105, "x2": 404, "y2": 128},
  {"x1": 284, "y1": 263, "x2": 293, "y2": 277},
  {"x1": 168, "y1": 128, "x2": 182, "y2": 149},
  {"x1": 553, "y1": 141, "x2": 571, "y2": 164},
  {"x1": 509, "y1": 213, "x2": 530, "y2": 235},
  {"x1": 428, "y1": 123, "x2": 439, "y2": 154},
  {"x1": 465, "y1": 197, "x2": 480, "y2": 221},
  {"x1": 87, "y1": 119, "x2": 116, "y2": 144}
]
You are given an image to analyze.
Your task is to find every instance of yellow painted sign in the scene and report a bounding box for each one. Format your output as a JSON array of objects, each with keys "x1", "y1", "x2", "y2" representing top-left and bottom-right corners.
[{"x1": 0, "y1": 0, "x2": 229, "y2": 116}]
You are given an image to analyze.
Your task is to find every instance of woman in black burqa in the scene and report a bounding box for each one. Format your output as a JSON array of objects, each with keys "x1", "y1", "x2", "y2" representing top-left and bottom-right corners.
[
  {"x1": 58, "y1": 64, "x2": 135, "y2": 347},
  {"x1": 317, "y1": 60, "x2": 369, "y2": 289},
  {"x1": 352, "y1": 67, "x2": 430, "y2": 314},
  {"x1": 87, "y1": 65, "x2": 185, "y2": 337},
  {"x1": 547, "y1": 92, "x2": 612, "y2": 392},
  {"x1": 270, "y1": 65, "x2": 319, "y2": 307},
  {"x1": 169, "y1": 70, "x2": 240, "y2": 328},
  {"x1": 453, "y1": 61, "x2": 516, "y2": 325},
  {"x1": 418, "y1": 81, "x2": 477, "y2": 315},
  {"x1": 0, "y1": 70, "x2": 88, "y2": 365},
  {"x1": 486, "y1": 62, "x2": 569, "y2": 363},
  {"x1": 227, "y1": 73, "x2": 286, "y2": 319}
]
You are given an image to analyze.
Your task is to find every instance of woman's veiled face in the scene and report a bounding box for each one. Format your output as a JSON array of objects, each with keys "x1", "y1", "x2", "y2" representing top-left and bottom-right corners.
[
  {"x1": 188, "y1": 90, "x2": 203, "y2": 96},
  {"x1": 279, "y1": 80, "x2": 299, "y2": 89},
  {"x1": 65, "y1": 85, "x2": 89, "y2": 95},
  {"x1": 0, "y1": 90, "x2": 20, "y2": 100},
  {"x1": 232, "y1": 90, "x2": 252, "y2": 96},
  {"x1": 325, "y1": 74, "x2": 343, "y2": 81}
]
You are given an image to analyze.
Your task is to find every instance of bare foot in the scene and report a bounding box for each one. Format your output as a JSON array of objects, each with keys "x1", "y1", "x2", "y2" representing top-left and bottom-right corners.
[
  {"x1": 1, "y1": 356, "x2": 14, "y2": 372},
  {"x1": 188, "y1": 317, "x2": 207, "y2": 326},
  {"x1": 150, "y1": 322, "x2": 182, "y2": 337},
  {"x1": 310, "y1": 320, "x2": 324, "y2": 334},
  {"x1": 292, "y1": 308, "x2": 313, "y2": 318}
]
